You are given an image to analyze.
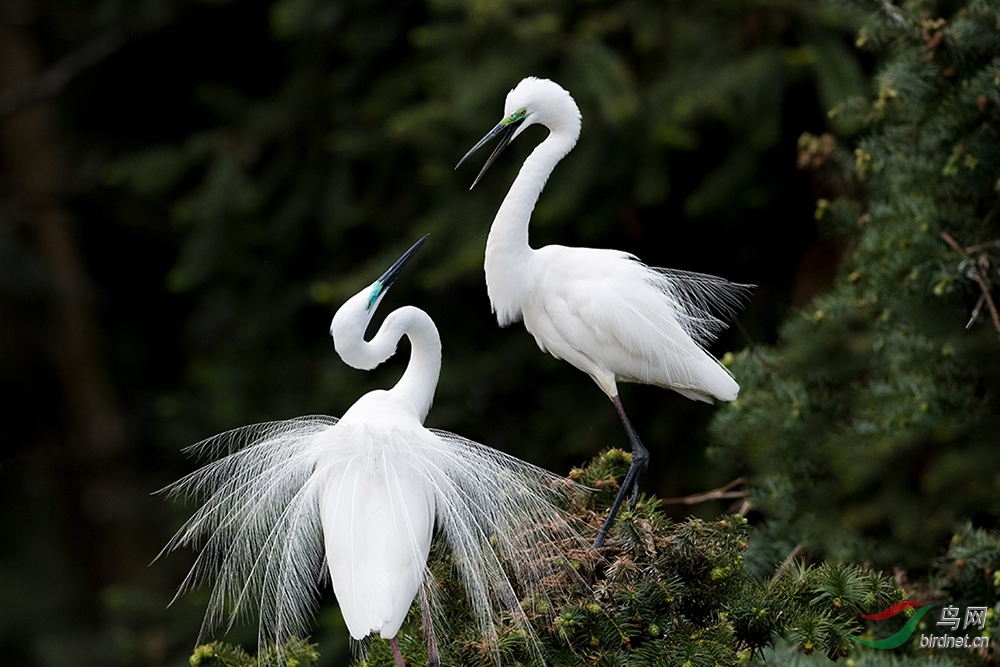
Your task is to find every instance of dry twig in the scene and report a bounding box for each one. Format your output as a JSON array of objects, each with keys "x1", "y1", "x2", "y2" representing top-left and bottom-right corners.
[
  {"x1": 772, "y1": 543, "x2": 805, "y2": 581},
  {"x1": 941, "y1": 231, "x2": 1000, "y2": 333},
  {"x1": 661, "y1": 477, "x2": 746, "y2": 506}
]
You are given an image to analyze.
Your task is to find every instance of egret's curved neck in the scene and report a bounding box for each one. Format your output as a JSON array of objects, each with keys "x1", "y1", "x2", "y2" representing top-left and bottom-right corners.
[
  {"x1": 486, "y1": 128, "x2": 577, "y2": 259},
  {"x1": 339, "y1": 306, "x2": 442, "y2": 422},
  {"x1": 484, "y1": 125, "x2": 578, "y2": 322}
]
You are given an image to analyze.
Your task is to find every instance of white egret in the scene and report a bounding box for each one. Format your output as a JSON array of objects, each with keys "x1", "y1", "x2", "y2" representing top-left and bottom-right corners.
[
  {"x1": 457, "y1": 77, "x2": 751, "y2": 549},
  {"x1": 161, "y1": 236, "x2": 579, "y2": 666}
]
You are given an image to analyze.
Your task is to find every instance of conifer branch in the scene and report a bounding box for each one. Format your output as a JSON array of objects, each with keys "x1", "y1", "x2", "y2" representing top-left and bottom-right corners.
[
  {"x1": 941, "y1": 231, "x2": 1000, "y2": 333},
  {"x1": 178, "y1": 454, "x2": 909, "y2": 667},
  {"x1": 964, "y1": 238, "x2": 1000, "y2": 254},
  {"x1": 967, "y1": 294, "x2": 986, "y2": 330},
  {"x1": 733, "y1": 318, "x2": 777, "y2": 379},
  {"x1": 878, "y1": 0, "x2": 910, "y2": 28}
]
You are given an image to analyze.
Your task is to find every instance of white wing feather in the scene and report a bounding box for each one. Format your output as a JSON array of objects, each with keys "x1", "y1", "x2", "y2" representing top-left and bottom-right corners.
[
  {"x1": 317, "y1": 424, "x2": 435, "y2": 640},
  {"x1": 161, "y1": 414, "x2": 581, "y2": 658},
  {"x1": 525, "y1": 246, "x2": 751, "y2": 402}
]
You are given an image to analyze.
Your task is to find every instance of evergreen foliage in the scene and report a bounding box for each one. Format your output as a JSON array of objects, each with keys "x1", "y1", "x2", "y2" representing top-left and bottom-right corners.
[
  {"x1": 11, "y1": 0, "x2": 1000, "y2": 665},
  {"x1": 188, "y1": 637, "x2": 319, "y2": 667},
  {"x1": 194, "y1": 452, "x2": 906, "y2": 667},
  {"x1": 925, "y1": 525, "x2": 1000, "y2": 662},
  {"x1": 759, "y1": 525, "x2": 1000, "y2": 667},
  {"x1": 709, "y1": 0, "x2": 1000, "y2": 568},
  {"x1": 756, "y1": 643, "x2": 961, "y2": 667}
]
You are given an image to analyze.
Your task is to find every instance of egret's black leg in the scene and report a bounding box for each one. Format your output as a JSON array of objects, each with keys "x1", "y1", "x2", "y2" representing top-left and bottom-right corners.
[
  {"x1": 592, "y1": 395, "x2": 650, "y2": 549},
  {"x1": 420, "y1": 586, "x2": 439, "y2": 667},
  {"x1": 391, "y1": 637, "x2": 406, "y2": 667}
]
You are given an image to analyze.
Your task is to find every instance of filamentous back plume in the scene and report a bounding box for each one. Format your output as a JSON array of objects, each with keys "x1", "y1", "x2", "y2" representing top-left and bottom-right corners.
[{"x1": 159, "y1": 236, "x2": 583, "y2": 666}]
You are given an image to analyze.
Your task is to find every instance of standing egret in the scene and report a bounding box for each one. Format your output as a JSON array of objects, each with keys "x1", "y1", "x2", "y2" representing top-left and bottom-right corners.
[
  {"x1": 161, "y1": 236, "x2": 579, "y2": 666},
  {"x1": 457, "y1": 77, "x2": 751, "y2": 549}
]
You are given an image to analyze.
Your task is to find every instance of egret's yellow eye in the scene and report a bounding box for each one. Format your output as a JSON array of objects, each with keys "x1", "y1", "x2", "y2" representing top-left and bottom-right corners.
[{"x1": 502, "y1": 108, "x2": 528, "y2": 126}]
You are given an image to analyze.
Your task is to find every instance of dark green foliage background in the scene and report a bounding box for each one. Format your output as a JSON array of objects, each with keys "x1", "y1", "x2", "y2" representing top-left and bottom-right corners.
[
  {"x1": 710, "y1": 0, "x2": 1000, "y2": 569},
  {"x1": 1, "y1": 0, "x2": 997, "y2": 665}
]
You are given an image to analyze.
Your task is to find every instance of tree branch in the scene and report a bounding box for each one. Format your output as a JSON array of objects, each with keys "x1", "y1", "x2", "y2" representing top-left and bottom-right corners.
[
  {"x1": 772, "y1": 543, "x2": 806, "y2": 581},
  {"x1": 660, "y1": 477, "x2": 746, "y2": 506},
  {"x1": 941, "y1": 231, "x2": 1000, "y2": 333}
]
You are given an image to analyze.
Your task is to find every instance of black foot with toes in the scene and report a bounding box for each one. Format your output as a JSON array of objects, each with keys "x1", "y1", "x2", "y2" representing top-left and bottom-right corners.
[{"x1": 592, "y1": 395, "x2": 650, "y2": 549}]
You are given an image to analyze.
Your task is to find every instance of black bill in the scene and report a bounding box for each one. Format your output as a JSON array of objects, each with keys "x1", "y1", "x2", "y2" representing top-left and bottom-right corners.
[
  {"x1": 455, "y1": 117, "x2": 524, "y2": 190},
  {"x1": 377, "y1": 234, "x2": 429, "y2": 291}
]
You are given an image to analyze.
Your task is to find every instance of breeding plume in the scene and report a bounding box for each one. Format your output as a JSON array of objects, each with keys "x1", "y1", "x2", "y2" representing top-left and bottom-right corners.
[
  {"x1": 457, "y1": 77, "x2": 750, "y2": 548},
  {"x1": 161, "y1": 237, "x2": 578, "y2": 666}
]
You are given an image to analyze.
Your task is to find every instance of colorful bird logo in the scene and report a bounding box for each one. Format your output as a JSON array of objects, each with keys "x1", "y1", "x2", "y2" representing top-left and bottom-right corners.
[{"x1": 853, "y1": 601, "x2": 935, "y2": 649}]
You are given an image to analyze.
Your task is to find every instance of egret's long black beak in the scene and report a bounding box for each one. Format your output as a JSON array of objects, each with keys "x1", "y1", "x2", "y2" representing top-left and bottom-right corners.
[
  {"x1": 455, "y1": 117, "x2": 524, "y2": 190},
  {"x1": 377, "y1": 234, "x2": 429, "y2": 292},
  {"x1": 362, "y1": 235, "x2": 429, "y2": 313}
]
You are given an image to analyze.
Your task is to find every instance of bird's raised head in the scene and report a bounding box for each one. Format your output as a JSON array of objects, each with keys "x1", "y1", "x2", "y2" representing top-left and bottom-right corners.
[
  {"x1": 330, "y1": 235, "x2": 428, "y2": 369},
  {"x1": 366, "y1": 234, "x2": 428, "y2": 313},
  {"x1": 456, "y1": 77, "x2": 581, "y2": 189},
  {"x1": 504, "y1": 77, "x2": 579, "y2": 135}
]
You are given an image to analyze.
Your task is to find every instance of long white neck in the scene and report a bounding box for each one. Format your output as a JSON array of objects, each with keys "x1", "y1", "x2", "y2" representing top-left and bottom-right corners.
[
  {"x1": 484, "y1": 127, "x2": 578, "y2": 325},
  {"x1": 334, "y1": 305, "x2": 441, "y2": 422}
]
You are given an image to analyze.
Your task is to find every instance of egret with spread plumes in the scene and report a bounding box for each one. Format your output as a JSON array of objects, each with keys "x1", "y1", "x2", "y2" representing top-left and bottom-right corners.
[
  {"x1": 161, "y1": 236, "x2": 579, "y2": 666},
  {"x1": 457, "y1": 77, "x2": 751, "y2": 549}
]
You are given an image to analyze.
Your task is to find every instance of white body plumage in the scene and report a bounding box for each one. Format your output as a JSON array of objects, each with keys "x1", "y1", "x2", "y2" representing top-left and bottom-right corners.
[
  {"x1": 318, "y1": 394, "x2": 435, "y2": 640},
  {"x1": 475, "y1": 77, "x2": 746, "y2": 404},
  {"x1": 161, "y1": 237, "x2": 578, "y2": 663},
  {"x1": 458, "y1": 77, "x2": 750, "y2": 548},
  {"x1": 518, "y1": 245, "x2": 741, "y2": 403}
]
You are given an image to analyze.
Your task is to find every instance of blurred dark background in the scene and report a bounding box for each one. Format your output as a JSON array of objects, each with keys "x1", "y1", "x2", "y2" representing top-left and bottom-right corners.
[{"x1": 0, "y1": 0, "x2": 869, "y2": 664}]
